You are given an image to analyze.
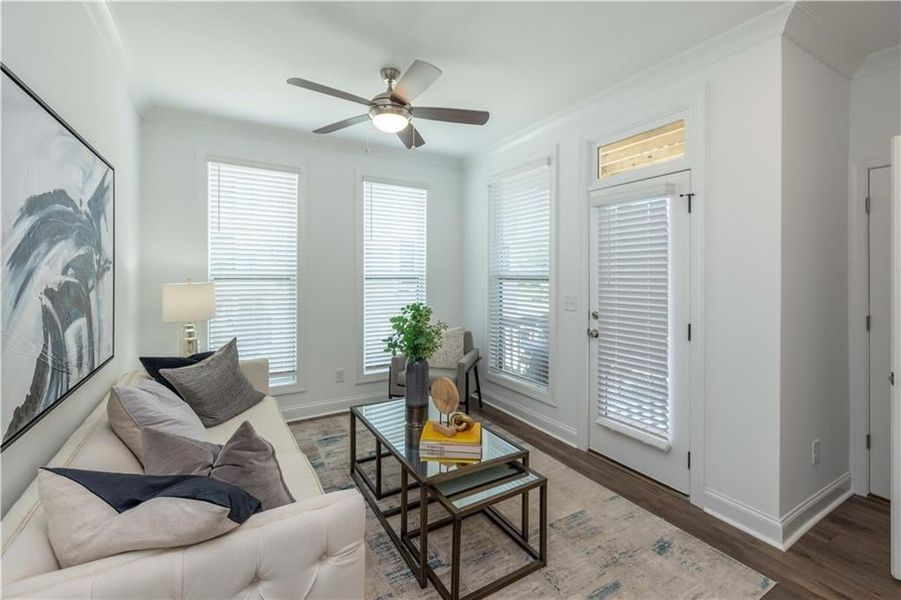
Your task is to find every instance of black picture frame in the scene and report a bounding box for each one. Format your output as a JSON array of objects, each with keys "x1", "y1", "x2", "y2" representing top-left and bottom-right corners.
[{"x1": 1, "y1": 63, "x2": 116, "y2": 451}]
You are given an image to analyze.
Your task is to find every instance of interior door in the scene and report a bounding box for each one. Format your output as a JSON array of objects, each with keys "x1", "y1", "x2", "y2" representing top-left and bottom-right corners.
[
  {"x1": 588, "y1": 171, "x2": 691, "y2": 493},
  {"x1": 869, "y1": 165, "x2": 892, "y2": 499}
]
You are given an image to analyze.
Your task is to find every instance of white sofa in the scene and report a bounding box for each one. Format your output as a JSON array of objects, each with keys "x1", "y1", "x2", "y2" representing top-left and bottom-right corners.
[{"x1": 1, "y1": 359, "x2": 365, "y2": 599}]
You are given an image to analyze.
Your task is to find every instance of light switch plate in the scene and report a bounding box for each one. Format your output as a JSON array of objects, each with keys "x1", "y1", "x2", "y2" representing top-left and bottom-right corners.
[{"x1": 563, "y1": 296, "x2": 577, "y2": 312}]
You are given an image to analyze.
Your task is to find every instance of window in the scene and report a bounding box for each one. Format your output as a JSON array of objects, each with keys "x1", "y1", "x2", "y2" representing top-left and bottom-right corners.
[
  {"x1": 598, "y1": 120, "x2": 685, "y2": 179},
  {"x1": 362, "y1": 179, "x2": 427, "y2": 375},
  {"x1": 208, "y1": 161, "x2": 299, "y2": 386},
  {"x1": 488, "y1": 163, "x2": 551, "y2": 390}
]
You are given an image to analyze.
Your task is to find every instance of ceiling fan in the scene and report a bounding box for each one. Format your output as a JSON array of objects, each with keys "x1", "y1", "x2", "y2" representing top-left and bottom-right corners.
[{"x1": 287, "y1": 60, "x2": 489, "y2": 149}]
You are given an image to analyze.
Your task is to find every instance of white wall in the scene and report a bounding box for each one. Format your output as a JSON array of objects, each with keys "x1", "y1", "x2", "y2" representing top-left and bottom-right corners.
[
  {"x1": 848, "y1": 47, "x2": 900, "y2": 496},
  {"x1": 779, "y1": 39, "x2": 851, "y2": 529},
  {"x1": 463, "y1": 27, "x2": 787, "y2": 531},
  {"x1": 1, "y1": 2, "x2": 141, "y2": 513},
  {"x1": 138, "y1": 109, "x2": 463, "y2": 420}
]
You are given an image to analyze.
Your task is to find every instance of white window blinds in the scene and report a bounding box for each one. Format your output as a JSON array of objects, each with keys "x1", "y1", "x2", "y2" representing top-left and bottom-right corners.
[
  {"x1": 208, "y1": 161, "x2": 299, "y2": 386},
  {"x1": 488, "y1": 164, "x2": 551, "y2": 389},
  {"x1": 363, "y1": 180, "x2": 427, "y2": 374},
  {"x1": 595, "y1": 194, "x2": 671, "y2": 440}
]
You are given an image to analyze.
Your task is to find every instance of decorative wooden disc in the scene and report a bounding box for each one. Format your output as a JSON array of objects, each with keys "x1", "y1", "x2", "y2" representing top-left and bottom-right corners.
[{"x1": 431, "y1": 377, "x2": 459, "y2": 414}]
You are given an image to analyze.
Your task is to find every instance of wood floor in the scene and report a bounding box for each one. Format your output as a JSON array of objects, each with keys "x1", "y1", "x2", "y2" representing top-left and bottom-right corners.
[{"x1": 471, "y1": 403, "x2": 900, "y2": 599}]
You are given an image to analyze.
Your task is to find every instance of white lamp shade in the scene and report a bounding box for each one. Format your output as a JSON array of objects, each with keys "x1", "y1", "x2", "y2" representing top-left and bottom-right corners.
[{"x1": 162, "y1": 282, "x2": 216, "y2": 323}]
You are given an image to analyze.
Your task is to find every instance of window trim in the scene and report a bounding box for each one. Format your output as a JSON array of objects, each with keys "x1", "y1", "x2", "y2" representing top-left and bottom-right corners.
[
  {"x1": 484, "y1": 154, "x2": 556, "y2": 406},
  {"x1": 354, "y1": 172, "x2": 430, "y2": 384},
  {"x1": 204, "y1": 154, "x2": 307, "y2": 396}
]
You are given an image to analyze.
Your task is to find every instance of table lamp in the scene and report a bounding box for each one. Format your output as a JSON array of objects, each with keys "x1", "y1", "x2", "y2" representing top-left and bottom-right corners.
[{"x1": 162, "y1": 280, "x2": 216, "y2": 356}]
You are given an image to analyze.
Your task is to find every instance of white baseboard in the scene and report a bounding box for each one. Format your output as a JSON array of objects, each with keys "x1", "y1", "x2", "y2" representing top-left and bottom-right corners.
[
  {"x1": 780, "y1": 473, "x2": 852, "y2": 550},
  {"x1": 703, "y1": 488, "x2": 784, "y2": 549},
  {"x1": 279, "y1": 391, "x2": 384, "y2": 423},
  {"x1": 703, "y1": 472, "x2": 853, "y2": 551},
  {"x1": 482, "y1": 390, "x2": 578, "y2": 447}
]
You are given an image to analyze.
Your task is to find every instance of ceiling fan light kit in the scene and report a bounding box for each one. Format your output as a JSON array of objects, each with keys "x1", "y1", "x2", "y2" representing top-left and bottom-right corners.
[{"x1": 287, "y1": 59, "x2": 490, "y2": 149}]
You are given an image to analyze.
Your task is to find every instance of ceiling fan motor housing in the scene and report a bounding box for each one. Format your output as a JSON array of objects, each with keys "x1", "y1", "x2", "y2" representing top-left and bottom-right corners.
[{"x1": 368, "y1": 92, "x2": 411, "y2": 122}]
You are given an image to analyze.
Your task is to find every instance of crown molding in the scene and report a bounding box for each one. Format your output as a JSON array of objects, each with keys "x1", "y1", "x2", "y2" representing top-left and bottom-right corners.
[
  {"x1": 81, "y1": 1, "x2": 149, "y2": 113},
  {"x1": 853, "y1": 45, "x2": 901, "y2": 80},
  {"x1": 784, "y1": 1, "x2": 867, "y2": 78},
  {"x1": 142, "y1": 106, "x2": 464, "y2": 170},
  {"x1": 464, "y1": 2, "x2": 794, "y2": 164}
]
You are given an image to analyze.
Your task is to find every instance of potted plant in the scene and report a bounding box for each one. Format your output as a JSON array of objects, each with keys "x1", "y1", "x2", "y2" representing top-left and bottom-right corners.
[{"x1": 384, "y1": 303, "x2": 447, "y2": 426}]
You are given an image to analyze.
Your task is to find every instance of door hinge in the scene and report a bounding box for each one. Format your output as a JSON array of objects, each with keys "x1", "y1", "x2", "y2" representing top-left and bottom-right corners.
[
  {"x1": 866, "y1": 315, "x2": 871, "y2": 331},
  {"x1": 687, "y1": 452, "x2": 691, "y2": 470},
  {"x1": 865, "y1": 196, "x2": 871, "y2": 213},
  {"x1": 866, "y1": 433, "x2": 871, "y2": 450},
  {"x1": 890, "y1": 372, "x2": 895, "y2": 386},
  {"x1": 687, "y1": 323, "x2": 692, "y2": 341}
]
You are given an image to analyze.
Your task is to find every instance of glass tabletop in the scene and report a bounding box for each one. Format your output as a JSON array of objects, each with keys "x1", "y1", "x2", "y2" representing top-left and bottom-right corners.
[{"x1": 352, "y1": 398, "x2": 526, "y2": 482}]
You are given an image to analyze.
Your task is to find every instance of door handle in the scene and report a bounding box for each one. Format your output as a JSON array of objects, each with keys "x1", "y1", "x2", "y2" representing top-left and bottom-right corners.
[{"x1": 587, "y1": 328, "x2": 599, "y2": 338}]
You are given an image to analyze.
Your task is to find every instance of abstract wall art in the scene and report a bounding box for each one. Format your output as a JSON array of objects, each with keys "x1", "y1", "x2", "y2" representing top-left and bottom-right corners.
[{"x1": 1, "y1": 65, "x2": 115, "y2": 450}]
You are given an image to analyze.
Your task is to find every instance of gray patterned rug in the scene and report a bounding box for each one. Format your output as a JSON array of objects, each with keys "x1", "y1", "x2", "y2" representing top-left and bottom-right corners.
[{"x1": 290, "y1": 414, "x2": 775, "y2": 599}]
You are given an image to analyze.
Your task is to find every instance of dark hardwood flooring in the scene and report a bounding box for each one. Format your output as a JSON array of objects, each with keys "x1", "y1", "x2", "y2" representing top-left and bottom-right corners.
[{"x1": 470, "y1": 403, "x2": 900, "y2": 599}]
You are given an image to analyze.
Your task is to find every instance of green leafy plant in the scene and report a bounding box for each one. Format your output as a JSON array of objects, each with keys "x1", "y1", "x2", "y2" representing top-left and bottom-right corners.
[{"x1": 383, "y1": 303, "x2": 447, "y2": 362}]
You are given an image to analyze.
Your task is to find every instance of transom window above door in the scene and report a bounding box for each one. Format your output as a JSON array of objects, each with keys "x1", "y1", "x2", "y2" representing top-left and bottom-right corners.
[{"x1": 598, "y1": 119, "x2": 685, "y2": 179}]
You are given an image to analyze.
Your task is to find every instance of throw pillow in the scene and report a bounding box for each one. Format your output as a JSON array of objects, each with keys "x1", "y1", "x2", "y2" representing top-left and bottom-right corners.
[
  {"x1": 38, "y1": 467, "x2": 261, "y2": 568},
  {"x1": 139, "y1": 351, "x2": 214, "y2": 397},
  {"x1": 107, "y1": 379, "x2": 207, "y2": 465},
  {"x1": 159, "y1": 338, "x2": 264, "y2": 427},
  {"x1": 429, "y1": 327, "x2": 465, "y2": 369},
  {"x1": 143, "y1": 421, "x2": 294, "y2": 511}
]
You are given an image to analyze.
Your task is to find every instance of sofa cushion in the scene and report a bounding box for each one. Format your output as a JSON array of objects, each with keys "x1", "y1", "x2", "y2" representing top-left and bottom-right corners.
[
  {"x1": 107, "y1": 379, "x2": 207, "y2": 465},
  {"x1": 139, "y1": 351, "x2": 214, "y2": 397},
  {"x1": 143, "y1": 422, "x2": 294, "y2": 510},
  {"x1": 38, "y1": 468, "x2": 261, "y2": 568},
  {"x1": 160, "y1": 338, "x2": 264, "y2": 427}
]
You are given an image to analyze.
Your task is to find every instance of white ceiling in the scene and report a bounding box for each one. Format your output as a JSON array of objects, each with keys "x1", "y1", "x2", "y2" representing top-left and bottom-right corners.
[{"x1": 108, "y1": 1, "x2": 898, "y2": 157}]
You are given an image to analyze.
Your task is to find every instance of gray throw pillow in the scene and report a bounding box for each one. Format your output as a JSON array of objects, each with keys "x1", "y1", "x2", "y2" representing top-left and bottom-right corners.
[
  {"x1": 159, "y1": 338, "x2": 264, "y2": 427},
  {"x1": 38, "y1": 468, "x2": 260, "y2": 568},
  {"x1": 107, "y1": 379, "x2": 207, "y2": 465},
  {"x1": 143, "y1": 421, "x2": 294, "y2": 511}
]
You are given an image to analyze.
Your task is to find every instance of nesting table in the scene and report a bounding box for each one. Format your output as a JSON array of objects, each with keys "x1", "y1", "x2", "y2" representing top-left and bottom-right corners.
[{"x1": 350, "y1": 398, "x2": 547, "y2": 600}]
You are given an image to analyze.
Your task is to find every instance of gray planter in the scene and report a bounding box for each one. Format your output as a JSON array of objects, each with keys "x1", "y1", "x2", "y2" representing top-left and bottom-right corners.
[{"x1": 405, "y1": 358, "x2": 429, "y2": 428}]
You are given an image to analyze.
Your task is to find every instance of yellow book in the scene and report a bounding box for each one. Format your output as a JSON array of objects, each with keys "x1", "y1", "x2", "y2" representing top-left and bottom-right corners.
[{"x1": 420, "y1": 420, "x2": 482, "y2": 445}]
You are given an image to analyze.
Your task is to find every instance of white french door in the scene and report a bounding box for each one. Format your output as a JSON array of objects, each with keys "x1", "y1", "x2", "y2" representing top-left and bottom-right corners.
[{"x1": 588, "y1": 171, "x2": 691, "y2": 493}]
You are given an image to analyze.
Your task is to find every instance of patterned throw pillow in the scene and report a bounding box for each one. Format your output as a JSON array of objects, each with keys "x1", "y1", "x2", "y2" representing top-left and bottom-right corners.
[
  {"x1": 143, "y1": 421, "x2": 294, "y2": 511},
  {"x1": 38, "y1": 468, "x2": 261, "y2": 568},
  {"x1": 107, "y1": 379, "x2": 207, "y2": 465},
  {"x1": 429, "y1": 327, "x2": 465, "y2": 369},
  {"x1": 160, "y1": 338, "x2": 264, "y2": 427},
  {"x1": 139, "y1": 351, "x2": 214, "y2": 397}
]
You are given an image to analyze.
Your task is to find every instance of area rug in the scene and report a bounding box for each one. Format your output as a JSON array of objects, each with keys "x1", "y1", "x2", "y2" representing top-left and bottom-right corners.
[{"x1": 290, "y1": 414, "x2": 775, "y2": 599}]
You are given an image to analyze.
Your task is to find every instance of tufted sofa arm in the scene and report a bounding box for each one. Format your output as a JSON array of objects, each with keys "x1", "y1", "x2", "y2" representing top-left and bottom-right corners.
[{"x1": 2, "y1": 489, "x2": 365, "y2": 599}]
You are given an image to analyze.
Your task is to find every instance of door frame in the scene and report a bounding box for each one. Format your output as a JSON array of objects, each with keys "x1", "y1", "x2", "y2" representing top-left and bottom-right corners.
[
  {"x1": 577, "y1": 85, "x2": 707, "y2": 505},
  {"x1": 849, "y1": 157, "x2": 891, "y2": 497}
]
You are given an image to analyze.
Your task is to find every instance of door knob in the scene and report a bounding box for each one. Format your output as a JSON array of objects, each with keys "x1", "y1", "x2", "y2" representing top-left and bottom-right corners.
[{"x1": 587, "y1": 328, "x2": 599, "y2": 338}]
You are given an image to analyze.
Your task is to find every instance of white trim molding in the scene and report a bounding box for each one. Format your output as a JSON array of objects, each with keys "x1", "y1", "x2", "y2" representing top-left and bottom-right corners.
[
  {"x1": 280, "y1": 391, "x2": 385, "y2": 423},
  {"x1": 482, "y1": 390, "x2": 578, "y2": 448},
  {"x1": 704, "y1": 473, "x2": 852, "y2": 551}
]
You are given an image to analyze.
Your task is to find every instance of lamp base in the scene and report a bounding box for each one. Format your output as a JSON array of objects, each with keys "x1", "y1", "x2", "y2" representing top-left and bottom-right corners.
[{"x1": 180, "y1": 322, "x2": 199, "y2": 357}]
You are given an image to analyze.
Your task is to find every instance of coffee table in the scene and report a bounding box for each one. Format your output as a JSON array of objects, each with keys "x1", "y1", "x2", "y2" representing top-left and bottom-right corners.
[{"x1": 350, "y1": 398, "x2": 547, "y2": 600}]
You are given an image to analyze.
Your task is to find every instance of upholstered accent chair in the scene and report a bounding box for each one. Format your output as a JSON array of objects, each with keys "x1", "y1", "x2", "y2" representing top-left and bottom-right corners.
[{"x1": 388, "y1": 329, "x2": 483, "y2": 412}]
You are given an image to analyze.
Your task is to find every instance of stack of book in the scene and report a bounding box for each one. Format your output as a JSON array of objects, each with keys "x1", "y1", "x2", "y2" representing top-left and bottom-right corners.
[{"x1": 419, "y1": 420, "x2": 482, "y2": 461}]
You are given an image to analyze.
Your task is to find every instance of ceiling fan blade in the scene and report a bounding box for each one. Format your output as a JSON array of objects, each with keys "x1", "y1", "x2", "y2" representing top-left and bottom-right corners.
[
  {"x1": 412, "y1": 107, "x2": 489, "y2": 126},
  {"x1": 287, "y1": 77, "x2": 370, "y2": 106},
  {"x1": 397, "y1": 123, "x2": 425, "y2": 149},
  {"x1": 313, "y1": 114, "x2": 370, "y2": 134},
  {"x1": 391, "y1": 60, "x2": 442, "y2": 104}
]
